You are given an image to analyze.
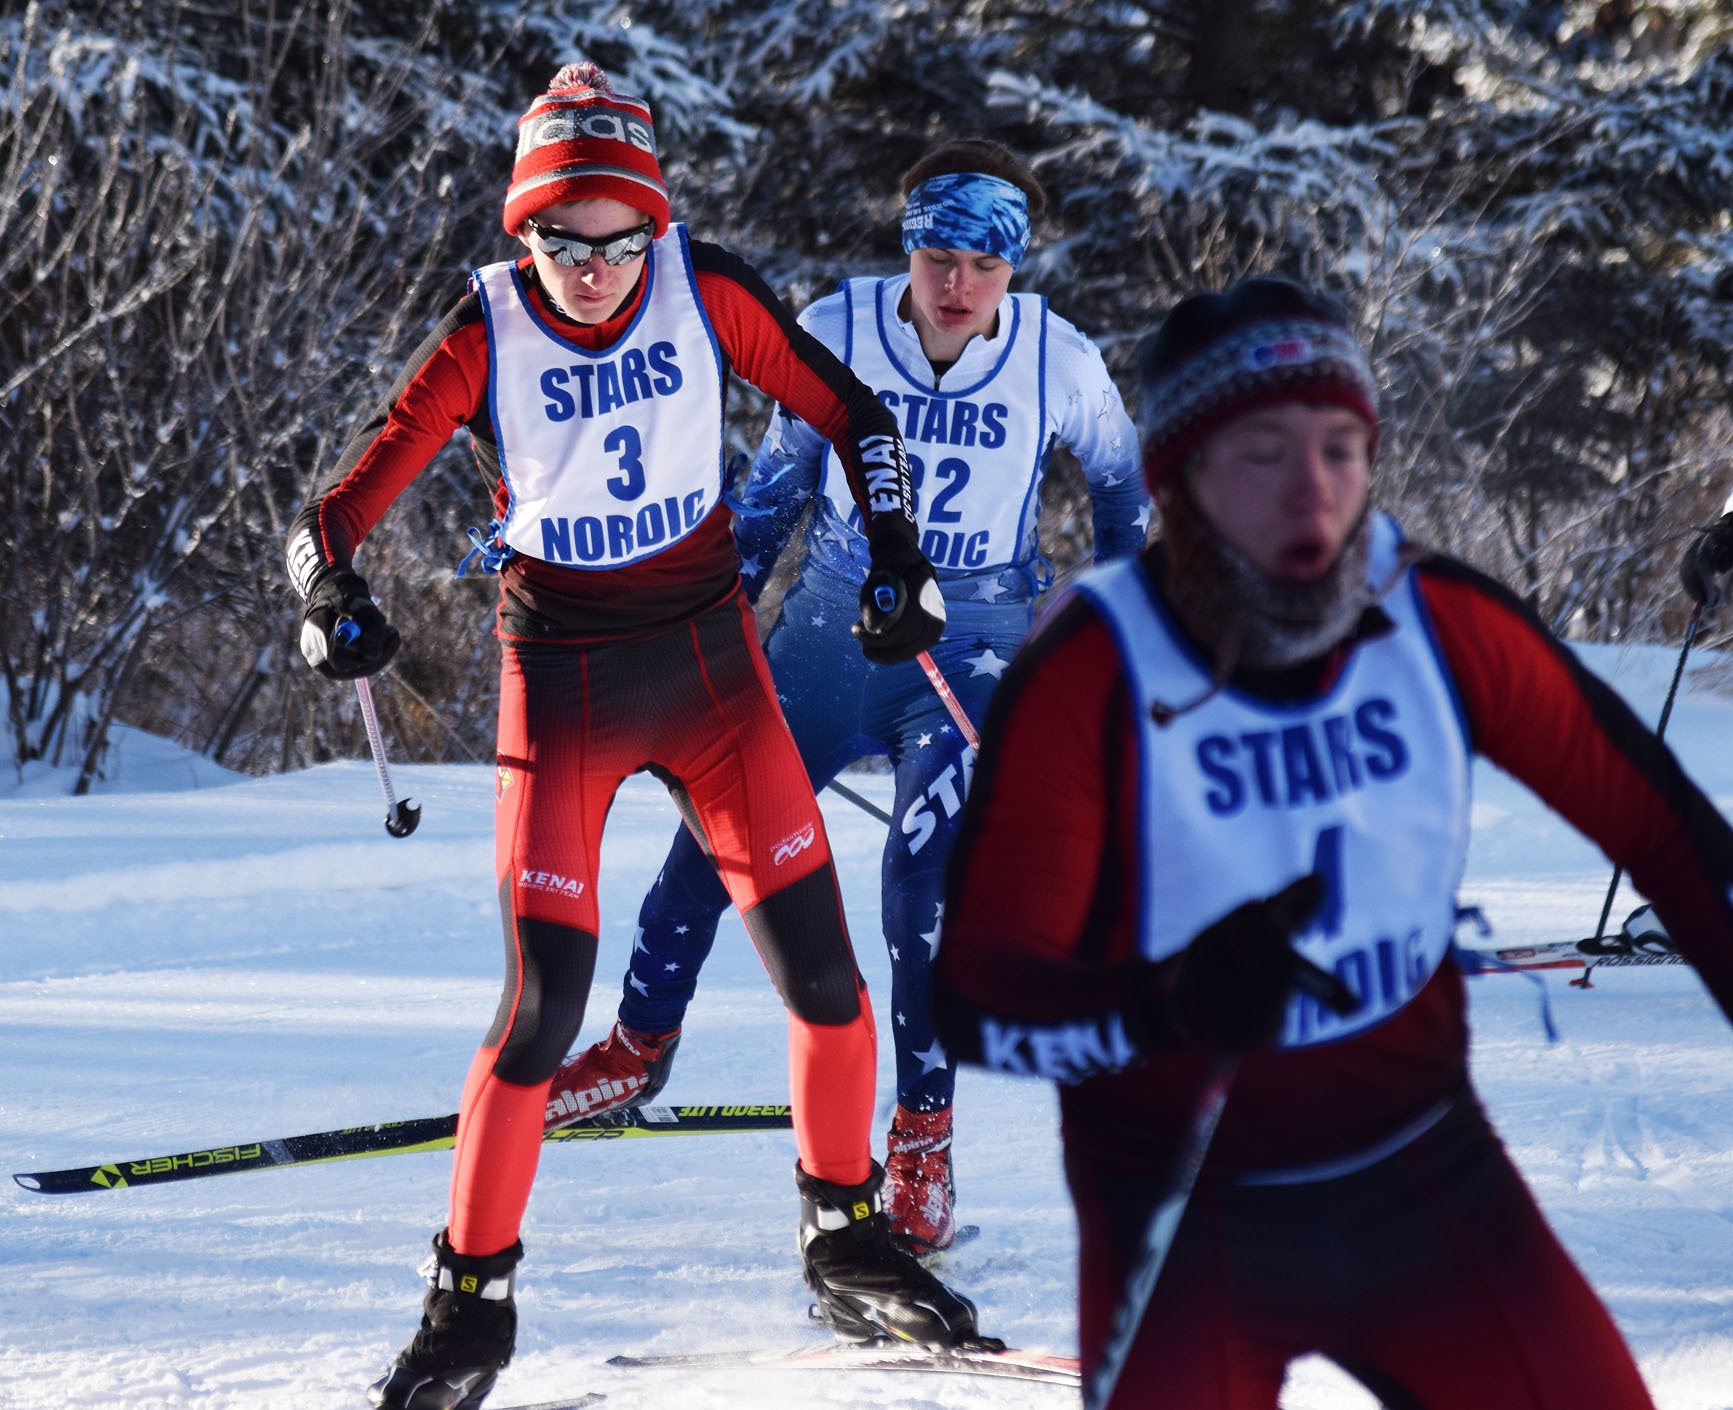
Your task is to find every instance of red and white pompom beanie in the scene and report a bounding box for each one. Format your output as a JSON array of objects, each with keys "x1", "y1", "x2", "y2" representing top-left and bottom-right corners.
[{"x1": 503, "y1": 62, "x2": 669, "y2": 237}]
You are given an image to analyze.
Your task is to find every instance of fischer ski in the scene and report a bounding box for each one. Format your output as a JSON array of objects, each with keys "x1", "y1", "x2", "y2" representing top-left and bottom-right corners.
[
  {"x1": 1456, "y1": 902, "x2": 1686, "y2": 975},
  {"x1": 12, "y1": 1103, "x2": 792, "y2": 1196},
  {"x1": 493, "y1": 1398, "x2": 607, "y2": 1409},
  {"x1": 1464, "y1": 936, "x2": 1686, "y2": 973},
  {"x1": 605, "y1": 1342, "x2": 1080, "y2": 1386}
]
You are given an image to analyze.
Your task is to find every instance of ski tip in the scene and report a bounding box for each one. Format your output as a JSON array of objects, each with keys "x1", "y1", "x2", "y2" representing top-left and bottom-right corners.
[
  {"x1": 903, "y1": 1223, "x2": 981, "y2": 1260},
  {"x1": 12, "y1": 1173, "x2": 42, "y2": 1192}
]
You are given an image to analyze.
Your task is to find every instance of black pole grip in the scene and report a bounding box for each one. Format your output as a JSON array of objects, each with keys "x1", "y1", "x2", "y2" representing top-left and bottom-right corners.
[{"x1": 1293, "y1": 953, "x2": 1360, "y2": 1016}]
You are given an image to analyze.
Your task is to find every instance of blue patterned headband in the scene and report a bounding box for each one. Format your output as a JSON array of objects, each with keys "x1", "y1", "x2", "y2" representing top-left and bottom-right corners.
[{"x1": 901, "y1": 172, "x2": 1031, "y2": 268}]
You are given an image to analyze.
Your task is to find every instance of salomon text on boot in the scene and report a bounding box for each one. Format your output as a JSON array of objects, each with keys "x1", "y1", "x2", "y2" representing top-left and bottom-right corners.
[
  {"x1": 795, "y1": 1159, "x2": 981, "y2": 1347},
  {"x1": 544, "y1": 1020, "x2": 681, "y2": 1130},
  {"x1": 367, "y1": 1233, "x2": 520, "y2": 1410}
]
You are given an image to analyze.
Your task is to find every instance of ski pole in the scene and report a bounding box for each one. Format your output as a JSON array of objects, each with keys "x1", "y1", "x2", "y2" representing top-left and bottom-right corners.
[
  {"x1": 825, "y1": 778, "x2": 892, "y2": 826},
  {"x1": 1083, "y1": 946, "x2": 1356, "y2": 1409},
  {"x1": 1587, "y1": 601, "x2": 1701, "y2": 946},
  {"x1": 1084, "y1": 1057, "x2": 1235, "y2": 1410},
  {"x1": 917, "y1": 650, "x2": 980, "y2": 750},
  {"x1": 820, "y1": 653, "x2": 973, "y2": 825},
  {"x1": 352, "y1": 674, "x2": 421, "y2": 838}
]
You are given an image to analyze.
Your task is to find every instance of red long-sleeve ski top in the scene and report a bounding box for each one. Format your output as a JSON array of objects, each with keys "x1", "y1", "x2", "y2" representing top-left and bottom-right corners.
[
  {"x1": 292, "y1": 242, "x2": 905, "y2": 638},
  {"x1": 935, "y1": 548, "x2": 1733, "y2": 1174}
]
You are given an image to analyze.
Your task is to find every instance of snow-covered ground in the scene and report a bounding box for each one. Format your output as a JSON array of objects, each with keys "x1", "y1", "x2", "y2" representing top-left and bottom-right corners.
[{"x1": 3, "y1": 640, "x2": 1733, "y2": 1410}]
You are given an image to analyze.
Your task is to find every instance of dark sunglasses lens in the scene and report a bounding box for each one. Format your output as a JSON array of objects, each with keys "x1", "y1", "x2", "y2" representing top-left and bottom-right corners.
[
  {"x1": 541, "y1": 233, "x2": 594, "y2": 266},
  {"x1": 601, "y1": 228, "x2": 654, "y2": 264},
  {"x1": 531, "y1": 221, "x2": 651, "y2": 266}
]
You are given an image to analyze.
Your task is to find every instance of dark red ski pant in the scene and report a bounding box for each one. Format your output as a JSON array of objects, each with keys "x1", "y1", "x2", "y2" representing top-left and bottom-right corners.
[
  {"x1": 1070, "y1": 1089, "x2": 1656, "y2": 1409},
  {"x1": 448, "y1": 589, "x2": 876, "y2": 1256}
]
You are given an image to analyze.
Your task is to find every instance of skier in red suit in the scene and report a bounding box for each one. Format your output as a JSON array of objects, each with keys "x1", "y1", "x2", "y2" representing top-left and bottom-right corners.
[
  {"x1": 285, "y1": 63, "x2": 979, "y2": 1410},
  {"x1": 933, "y1": 276, "x2": 1733, "y2": 1409}
]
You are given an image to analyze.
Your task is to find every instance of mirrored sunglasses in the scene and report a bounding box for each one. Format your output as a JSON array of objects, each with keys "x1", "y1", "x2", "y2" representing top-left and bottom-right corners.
[{"x1": 524, "y1": 216, "x2": 656, "y2": 267}]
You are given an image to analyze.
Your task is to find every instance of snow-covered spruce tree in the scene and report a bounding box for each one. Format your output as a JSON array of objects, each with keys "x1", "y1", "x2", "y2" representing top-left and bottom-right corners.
[
  {"x1": 1, "y1": 0, "x2": 773, "y2": 784},
  {"x1": 9, "y1": 0, "x2": 1730, "y2": 782},
  {"x1": 1, "y1": 0, "x2": 514, "y2": 784},
  {"x1": 979, "y1": 0, "x2": 1733, "y2": 639},
  {"x1": 543, "y1": 0, "x2": 1732, "y2": 637}
]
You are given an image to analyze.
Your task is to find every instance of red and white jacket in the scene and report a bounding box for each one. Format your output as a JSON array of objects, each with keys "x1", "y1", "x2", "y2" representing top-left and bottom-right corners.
[{"x1": 288, "y1": 238, "x2": 911, "y2": 640}]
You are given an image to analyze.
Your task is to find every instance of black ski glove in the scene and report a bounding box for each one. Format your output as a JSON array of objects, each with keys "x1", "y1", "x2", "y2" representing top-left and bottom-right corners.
[
  {"x1": 297, "y1": 570, "x2": 400, "y2": 680},
  {"x1": 852, "y1": 518, "x2": 945, "y2": 665},
  {"x1": 1681, "y1": 512, "x2": 1733, "y2": 611},
  {"x1": 1159, "y1": 873, "x2": 1358, "y2": 1052}
]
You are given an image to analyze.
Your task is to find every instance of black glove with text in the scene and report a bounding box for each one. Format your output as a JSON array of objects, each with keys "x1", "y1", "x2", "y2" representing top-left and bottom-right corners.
[
  {"x1": 1158, "y1": 873, "x2": 1358, "y2": 1052},
  {"x1": 1681, "y1": 512, "x2": 1733, "y2": 612},
  {"x1": 297, "y1": 571, "x2": 400, "y2": 681},
  {"x1": 852, "y1": 518, "x2": 945, "y2": 665}
]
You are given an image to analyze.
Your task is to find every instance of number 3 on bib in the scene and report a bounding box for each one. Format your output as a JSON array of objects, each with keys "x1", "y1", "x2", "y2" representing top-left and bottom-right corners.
[{"x1": 605, "y1": 425, "x2": 646, "y2": 501}]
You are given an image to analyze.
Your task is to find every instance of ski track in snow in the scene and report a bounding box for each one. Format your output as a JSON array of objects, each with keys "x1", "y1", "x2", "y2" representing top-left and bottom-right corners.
[{"x1": 3, "y1": 645, "x2": 1733, "y2": 1409}]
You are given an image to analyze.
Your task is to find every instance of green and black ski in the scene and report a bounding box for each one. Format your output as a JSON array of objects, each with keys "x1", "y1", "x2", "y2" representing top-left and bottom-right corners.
[{"x1": 13, "y1": 1103, "x2": 793, "y2": 1195}]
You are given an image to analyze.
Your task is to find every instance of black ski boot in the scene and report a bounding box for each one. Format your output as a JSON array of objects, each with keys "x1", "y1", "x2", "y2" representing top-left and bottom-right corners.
[
  {"x1": 367, "y1": 1232, "x2": 521, "y2": 1410},
  {"x1": 795, "y1": 1159, "x2": 983, "y2": 1346}
]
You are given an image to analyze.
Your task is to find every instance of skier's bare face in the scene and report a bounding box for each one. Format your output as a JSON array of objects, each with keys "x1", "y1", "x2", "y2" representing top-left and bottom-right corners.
[
  {"x1": 904, "y1": 247, "x2": 1014, "y2": 366},
  {"x1": 1187, "y1": 403, "x2": 1372, "y2": 582},
  {"x1": 519, "y1": 196, "x2": 650, "y2": 324}
]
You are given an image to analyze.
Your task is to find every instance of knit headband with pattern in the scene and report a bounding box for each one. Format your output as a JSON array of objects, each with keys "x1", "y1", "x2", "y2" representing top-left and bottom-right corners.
[
  {"x1": 504, "y1": 62, "x2": 669, "y2": 238},
  {"x1": 901, "y1": 172, "x2": 1031, "y2": 268},
  {"x1": 1139, "y1": 293, "x2": 1379, "y2": 491}
]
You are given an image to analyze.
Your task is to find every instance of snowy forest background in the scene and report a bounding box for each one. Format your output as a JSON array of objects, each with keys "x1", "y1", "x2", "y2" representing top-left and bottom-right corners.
[{"x1": 5, "y1": 0, "x2": 1732, "y2": 789}]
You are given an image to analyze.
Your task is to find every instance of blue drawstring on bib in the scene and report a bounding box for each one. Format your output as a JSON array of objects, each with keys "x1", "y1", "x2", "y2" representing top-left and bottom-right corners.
[
  {"x1": 723, "y1": 452, "x2": 799, "y2": 518},
  {"x1": 1021, "y1": 554, "x2": 1056, "y2": 598},
  {"x1": 457, "y1": 519, "x2": 516, "y2": 577},
  {"x1": 1449, "y1": 905, "x2": 1559, "y2": 1043}
]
